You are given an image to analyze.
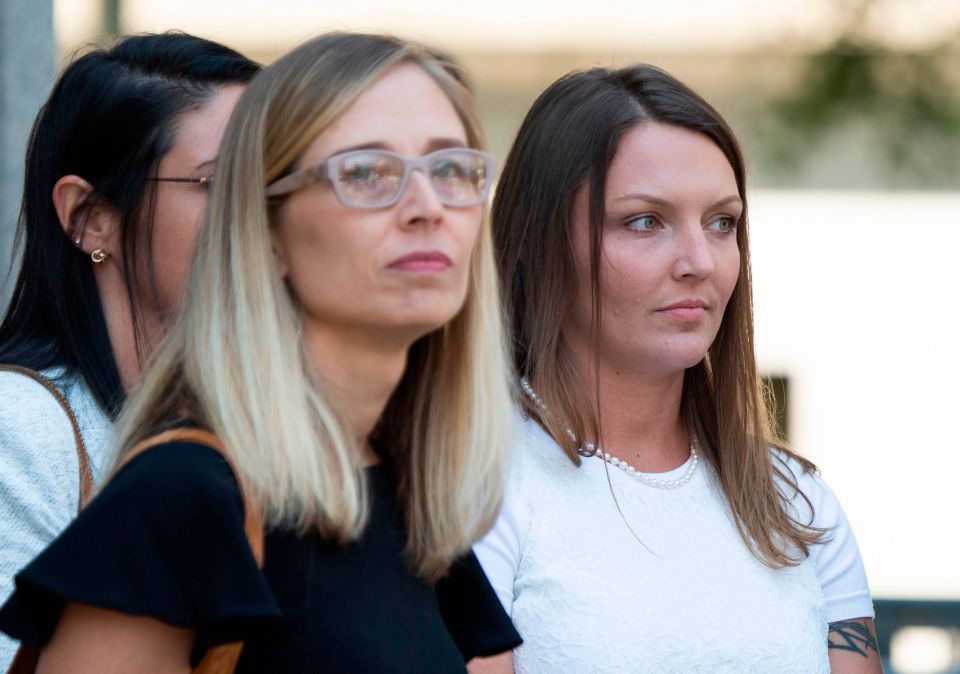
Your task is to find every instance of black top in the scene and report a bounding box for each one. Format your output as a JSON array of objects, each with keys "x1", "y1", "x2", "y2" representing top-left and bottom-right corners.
[{"x1": 0, "y1": 441, "x2": 520, "y2": 672}]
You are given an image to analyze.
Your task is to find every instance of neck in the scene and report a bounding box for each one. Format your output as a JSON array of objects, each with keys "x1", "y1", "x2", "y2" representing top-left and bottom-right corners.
[
  {"x1": 302, "y1": 321, "x2": 409, "y2": 465},
  {"x1": 568, "y1": 348, "x2": 690, "y2": 472},
  {"x1": 95, "y1": 267, "x2": 146, "y2": 393}
]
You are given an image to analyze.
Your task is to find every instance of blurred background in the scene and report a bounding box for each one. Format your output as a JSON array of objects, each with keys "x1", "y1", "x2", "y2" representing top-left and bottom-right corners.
[{"x1": 1, "y1": 0, "x2": 958, "y2": 670}]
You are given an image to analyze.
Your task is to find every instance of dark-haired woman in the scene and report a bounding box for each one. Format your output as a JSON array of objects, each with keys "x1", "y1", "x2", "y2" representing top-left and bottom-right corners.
[
  {"x1": 0, "y1": 32, "x2": 258, "y2": 667},
  {"x1": 475, "y1": 65, "x2": 880, "y2": 673}
]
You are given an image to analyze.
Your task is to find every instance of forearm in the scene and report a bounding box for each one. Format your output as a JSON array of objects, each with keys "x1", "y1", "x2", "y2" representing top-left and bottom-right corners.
[
  {"x1": 37, "y1": 603, "x2": 193, "y2": 674},
  {"x1": 467, "y1": 651, "x2": 514, "y2": 674}
]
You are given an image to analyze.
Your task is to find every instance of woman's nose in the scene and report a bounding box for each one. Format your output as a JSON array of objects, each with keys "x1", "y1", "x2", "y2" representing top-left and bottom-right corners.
[
  {"x1": 398, "y1": 170, "x2": 444, "y2": 227},
  {"x1": 673, "y1": 224, "x2": 715, "y2": 279}
]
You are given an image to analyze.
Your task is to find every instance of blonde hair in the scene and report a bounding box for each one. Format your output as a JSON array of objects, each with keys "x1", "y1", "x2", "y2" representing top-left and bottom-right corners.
[{"x1": 113, "y1": 33, "x2": 513, "y2": 581}]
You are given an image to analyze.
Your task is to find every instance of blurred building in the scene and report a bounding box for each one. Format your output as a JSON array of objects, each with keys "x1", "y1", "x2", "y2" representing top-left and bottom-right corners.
[{"x1": 0, "y1": 0, "x2": 55, "y2": 309}]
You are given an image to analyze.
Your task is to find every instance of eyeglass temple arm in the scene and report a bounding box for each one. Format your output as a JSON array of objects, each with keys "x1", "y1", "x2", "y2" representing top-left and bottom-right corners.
[
  {"x1": 265, "y1": 163, "x2": 328, "y2": 197},
  {"x1": 145, "y1": 177, "x2": 212, "y2": 185}
]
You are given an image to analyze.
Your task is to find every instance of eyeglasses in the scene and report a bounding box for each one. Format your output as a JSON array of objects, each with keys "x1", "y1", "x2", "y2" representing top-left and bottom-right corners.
[
  {"x1": 264, "y1": 148, "x2": 496, "y2": 209},
  {"x1": 145, "y1": 176, "x2": 212, "y2": 189}
]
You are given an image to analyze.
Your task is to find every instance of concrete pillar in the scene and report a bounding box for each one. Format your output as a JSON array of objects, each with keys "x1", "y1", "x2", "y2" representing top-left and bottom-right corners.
[{"x1": 0, "y1": 0, "x2": 55, "y2": 313}]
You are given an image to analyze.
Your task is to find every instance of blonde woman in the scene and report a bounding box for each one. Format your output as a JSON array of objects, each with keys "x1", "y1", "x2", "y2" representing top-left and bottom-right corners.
[
  {"x1": 475, "y1": 65, "x2": 879, "y2": 673},
  {"x1": 0, "y1": 33, "x2": 519, "y2": 672}
]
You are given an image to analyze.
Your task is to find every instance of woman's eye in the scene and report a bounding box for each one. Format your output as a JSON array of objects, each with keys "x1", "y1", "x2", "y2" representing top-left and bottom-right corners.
[
  {"x1": 708, "y1": 216, "x2": 737, "y2": 233},
  {"x1": 342, "y1": 165, "x2": 377, "y2": 183},
  {"x1": 626, "y1": 215, "x2": 658, "y2": 232},
  {"x1": 341, "y1": 159, "x2": 395, "y2": 185},
  {"x1": 431, "y1": 160, "x2": 468, "y2": 181}
]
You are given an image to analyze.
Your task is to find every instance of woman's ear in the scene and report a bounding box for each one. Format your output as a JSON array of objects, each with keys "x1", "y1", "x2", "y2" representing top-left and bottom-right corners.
[
  {"x1": 269, "y1": 228, "x2": 289, "y2": 278},
  {"x1": 52, "y1": 175, "x2": 119, "y2": 256}
]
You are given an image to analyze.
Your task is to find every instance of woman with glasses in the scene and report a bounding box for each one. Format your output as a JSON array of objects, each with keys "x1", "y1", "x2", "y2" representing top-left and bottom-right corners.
[
  {"x1": 0, "y1": 33, "x2": 258, "y2": 669},
  {"x1": 474, "y1": 65, "x2": 879, "y2": 673},
  {"x1": 0, "y1": 32, "x2": 519, "y2": 672}
]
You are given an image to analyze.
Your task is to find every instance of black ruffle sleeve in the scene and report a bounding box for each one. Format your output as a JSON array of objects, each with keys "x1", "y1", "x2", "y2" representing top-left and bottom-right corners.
[
  {"x1": 436, "y1": 550, "x2": 522, "y2": 661},
  {"x1": 0, "y1": 441, "x2": 281, "y2": 656}
]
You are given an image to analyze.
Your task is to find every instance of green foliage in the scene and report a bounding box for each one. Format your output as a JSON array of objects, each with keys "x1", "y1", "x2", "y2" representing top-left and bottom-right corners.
[{"x1": 764, "y1": 0, "x2": 960, "y2": 184}]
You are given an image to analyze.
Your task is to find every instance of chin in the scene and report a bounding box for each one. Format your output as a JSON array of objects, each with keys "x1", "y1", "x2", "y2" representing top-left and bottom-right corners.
[
  {"x1": 636, "y1": 342, "x2": 712, "y2": 376},
  {"x1": 672, "y1": 344, "x2": 713, "y2": 369},
  {"x1": 390, "y1": 307, "x2": 462, "y2": 341},
  {"x1": 679, "y1": 354, "x2": 709, "y2": 371},
  {"x1": 397, "y1": 289, "x2": 466, "y2": 326}
]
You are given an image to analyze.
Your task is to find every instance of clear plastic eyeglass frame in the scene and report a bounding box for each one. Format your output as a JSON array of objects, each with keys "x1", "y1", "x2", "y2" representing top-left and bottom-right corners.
[{"x1": 264, "y1": 147, "x2": 496, "y2": 209}]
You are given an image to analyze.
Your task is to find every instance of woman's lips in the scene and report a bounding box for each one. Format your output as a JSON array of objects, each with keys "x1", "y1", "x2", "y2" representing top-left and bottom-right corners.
[
  {"x1": 387, "y1": 250, "x2": 452, "y2": 272},
  {"x1": 657, "y1": 300, "x2": 707, "y2": 321}
]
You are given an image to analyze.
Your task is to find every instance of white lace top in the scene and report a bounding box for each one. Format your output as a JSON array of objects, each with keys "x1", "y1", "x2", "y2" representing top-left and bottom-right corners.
[
  {"x1": 476, "y1": 413, "x2": 873, "y2": 674},
  {"x1": 0, "y1": 368, "x2": 112, "y2": 668}
]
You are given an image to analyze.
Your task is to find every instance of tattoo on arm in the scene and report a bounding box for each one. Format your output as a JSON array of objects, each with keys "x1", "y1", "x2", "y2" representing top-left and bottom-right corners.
[{"x1": 827, "y1": 620, "x2": 879, "y2": 657}]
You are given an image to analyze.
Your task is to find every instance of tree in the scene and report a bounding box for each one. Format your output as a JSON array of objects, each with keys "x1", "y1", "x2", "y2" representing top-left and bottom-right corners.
[{"x1": 765, "y1": 0, "x2": 960, "y2": 185}]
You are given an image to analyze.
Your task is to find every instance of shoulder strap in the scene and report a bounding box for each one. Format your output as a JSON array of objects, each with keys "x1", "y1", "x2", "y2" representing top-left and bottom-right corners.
[
  {"x1": 120, "y1": 428, "x2": 265, "y2": 566},
  {"x1": 4, "y1": 427, "x2": 264, "y2": 674},
  {"x1": 0, "y1": 365, "x2": 93, "y2": 510},
  {"x1": 121, "y1": 428, "x2": 265, "y2": 674},
  {"x1": 1, "y1": 365, "x2": 93, "y2": 674}
]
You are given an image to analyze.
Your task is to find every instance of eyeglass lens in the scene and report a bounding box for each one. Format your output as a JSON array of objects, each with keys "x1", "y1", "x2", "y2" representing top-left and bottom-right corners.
[{"x1": 335, "y1": 150, "x2": 488, "y2": 208}]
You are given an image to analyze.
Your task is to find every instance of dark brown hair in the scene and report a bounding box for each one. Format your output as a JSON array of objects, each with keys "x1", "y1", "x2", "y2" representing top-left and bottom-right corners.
[{"x1": 493, "y1": 64, "x2": 823, "y2": 568}]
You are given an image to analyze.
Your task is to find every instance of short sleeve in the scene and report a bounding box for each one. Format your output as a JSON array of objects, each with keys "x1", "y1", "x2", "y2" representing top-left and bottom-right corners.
[
  {"x1": 0, "y1": 441, "x2": 281, "y2": 656},
  {"x1": 436, "y1": 550, "x2": 521, "y2": 661},
  {"x1": 782, "y1": 457, "x2": 874, "y2": 622},
  {"x1": 474, "y1": 426, "x2": 533, "y2": 616},
  {"x1": 474, "y1": 491, "x2": 524, "y2": 616}
]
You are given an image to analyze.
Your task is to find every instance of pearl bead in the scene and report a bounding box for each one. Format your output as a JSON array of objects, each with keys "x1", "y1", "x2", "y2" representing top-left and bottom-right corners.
[{"x1": 519, "y1": 377, "x2": 699, "y2": 491}]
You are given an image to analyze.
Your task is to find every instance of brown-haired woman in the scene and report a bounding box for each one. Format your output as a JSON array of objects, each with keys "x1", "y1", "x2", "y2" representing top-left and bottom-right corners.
[{"x1": 474, "y1": 65, "x2": 880, "y2": 673}]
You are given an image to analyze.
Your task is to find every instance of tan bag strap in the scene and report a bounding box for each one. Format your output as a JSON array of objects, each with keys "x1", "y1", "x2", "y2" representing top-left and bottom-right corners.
[
  {"x1": 0, "y1": 365, "x2": 92, "y2": 510},
  {"x1": 5, "y1": 428, "x2": 264, "y2": 674},
  {"x1": 122, "y1": 428, "x2": 264, "y2": 673},
  {"x1": 120, "y1": 428, "x2": 265, "y2": 566}
]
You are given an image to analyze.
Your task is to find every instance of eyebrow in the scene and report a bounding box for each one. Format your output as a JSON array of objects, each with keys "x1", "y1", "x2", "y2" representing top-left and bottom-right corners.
[
  {"x1": 329, "y1": 137, "x2": 468, "y2": 156},
  {"x1": 708, "y1": 196, "x2": 744, "y2": 210},
  {"x1": 614, "y1": 192, "x2": 743, "y2": 211}
]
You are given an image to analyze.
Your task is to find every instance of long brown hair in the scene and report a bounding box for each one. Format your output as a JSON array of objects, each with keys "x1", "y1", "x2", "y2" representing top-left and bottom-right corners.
[{"x1": 493, "y1": 64, "x2": 823, "y2": 568}]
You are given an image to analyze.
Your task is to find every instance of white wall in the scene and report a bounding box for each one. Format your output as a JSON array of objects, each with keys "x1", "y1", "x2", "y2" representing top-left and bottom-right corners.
[{"x1": 750, "y1": 190, "x2": 960, "y2": 600}]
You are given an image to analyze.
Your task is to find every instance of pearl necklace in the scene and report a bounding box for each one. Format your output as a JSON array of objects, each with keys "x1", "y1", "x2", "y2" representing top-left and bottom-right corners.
[{"x1": 520, "y1": 377, "x2": 699, "y2": 489}]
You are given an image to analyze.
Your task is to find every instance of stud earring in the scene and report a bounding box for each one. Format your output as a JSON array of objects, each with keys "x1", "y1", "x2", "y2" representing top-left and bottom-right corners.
[{"x1": 91, "y1": 249, "x2": 108, "y2": 264}]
